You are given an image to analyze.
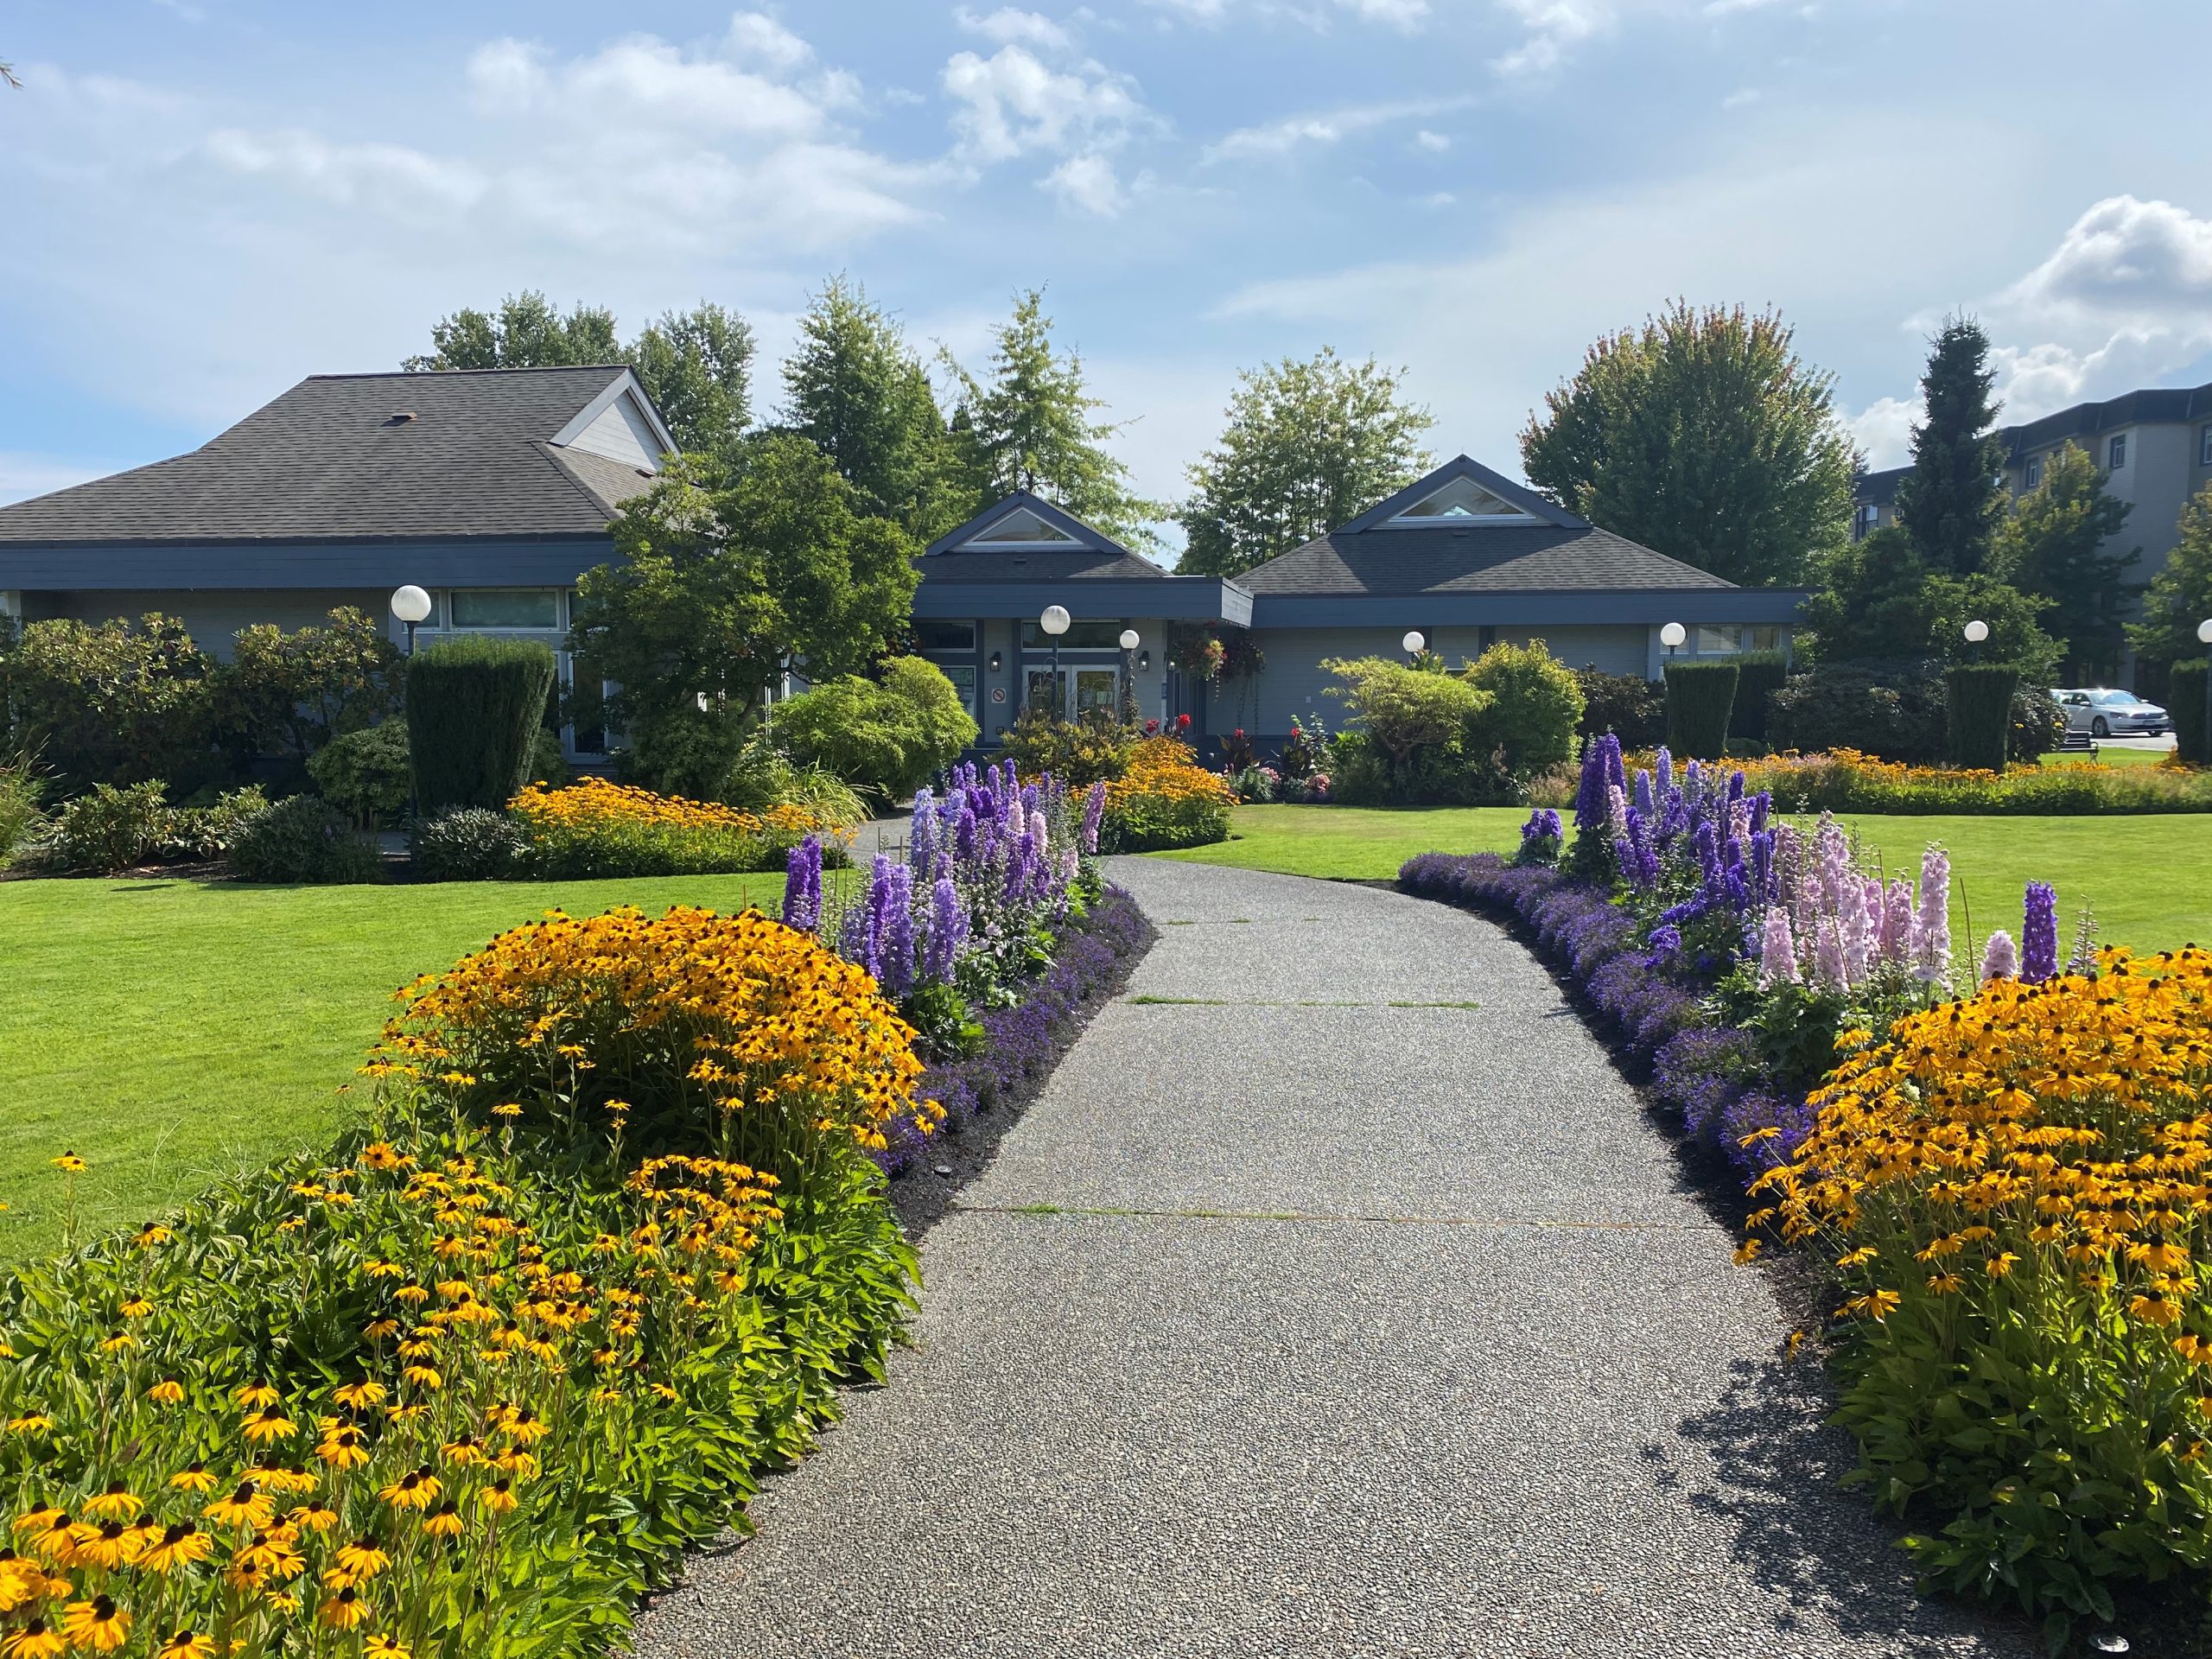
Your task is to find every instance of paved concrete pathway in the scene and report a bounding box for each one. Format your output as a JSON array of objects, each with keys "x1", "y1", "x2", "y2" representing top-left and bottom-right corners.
[{"x1": 639, "y1": 861, "x2": 2030, "y2": 1659}]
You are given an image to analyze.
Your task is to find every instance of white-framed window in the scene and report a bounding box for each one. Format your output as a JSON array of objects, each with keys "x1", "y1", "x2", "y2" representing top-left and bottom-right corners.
[
  {"x1": 937, "y1": 662, "x2": 978, "y2": 718},
  {"x1": 913, "y1": 620, "x2": 976, "y2": 652},
  {"x1": 449, "y1": 588, "x2": 563, "y2": 630},
  {"x1": 1853, "y1": 503, "x2": 1879, "y2": 539},
  {"x1": 2109, "y1": 433, "x2": 2128, "y2": 471},
  {"x1": 2024, "y1": 455, "x2": 2042, "y2": 490},
  {"x1": 1750, "y1": 626, "x2": 1782, "y2": 652},
  {"x1": 2201, "y1": 423, "x2": 2212, "y2": 467},
  {"x1": 1695, "y1": 625, "x2": 1742, "y2": 655}
]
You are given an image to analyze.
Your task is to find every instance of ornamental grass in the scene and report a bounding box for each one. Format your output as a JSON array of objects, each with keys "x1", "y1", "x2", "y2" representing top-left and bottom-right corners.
[
  {"x1": 507, "y1": 778, "x2": 855, "y2": 879},
  {"x1": 0, "y1": 907, "x2": 922, "y2": 1658},
  {"x1": 1099, "y1": 738, "x2": 1231, "y2": 853},
  {"x1": 1753, "y1": 946, "x2": 2212, "y2": 1630}
]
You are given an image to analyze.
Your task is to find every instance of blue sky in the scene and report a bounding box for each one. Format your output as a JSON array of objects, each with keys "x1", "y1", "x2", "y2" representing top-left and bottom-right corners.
[{"x1": 5, "y1": 0, "x2": 2210, "y2": 547}]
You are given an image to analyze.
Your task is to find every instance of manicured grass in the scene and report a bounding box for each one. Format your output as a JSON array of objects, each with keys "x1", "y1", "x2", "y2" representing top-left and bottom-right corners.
[
  {"x1": 2040, "y1": 745, "x2": 2171, "y2": 767},
  {"x1": 0, "y1": 871, "x2": 810, "y2": 1262},
  {"x1": 1155, "y1": 804, "x2": 2212, "y2": 956}
]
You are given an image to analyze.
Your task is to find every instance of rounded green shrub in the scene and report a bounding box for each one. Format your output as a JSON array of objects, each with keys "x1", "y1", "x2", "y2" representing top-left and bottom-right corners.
[
  {"x1": 42, "y1": 779, "x2": 172, "y2": 873},
  {"x1": 411, "y1": 807, "x2": 529, "y2": 881},
  {"x1": 404, "y1": 637, "x2": 557, "y2": 815},
  {"x1": 1465, "y1": 641, "x2": 1585, "y2": 778},
  {"x1": 231, "y1": 794, "x2": 382, "y2": 884},
  {"x1": 773, "y1": 657, "x2": 979, "y2": 804},
  {"x1": 307, "y1": 721, "x2": 412, "y2": 826}
]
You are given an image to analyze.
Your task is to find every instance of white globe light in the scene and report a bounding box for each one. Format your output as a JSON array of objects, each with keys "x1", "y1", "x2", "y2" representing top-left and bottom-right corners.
[
  {"x1": 1402, "y1": 631, "x2": 1426, "y2": 655},
  {"x1": 1119, "y1": 628, "x2": 1140, "y2": 651},
  {"x1": 389, "y1": 584, "x2": 432, "y2": 625},
  {"x1": 2197, "y1": 618, "x2": 2212, "y2": 645},
  {"x1": 1963, "y1": 619, "x2": 1991, "y2": 644},
  {"x1": 1659, "y1": 621, "x2": 1687, "y2": 648},
  {"x1": 1039, "y1": 605, "x2": 1071, "y2": 637}
]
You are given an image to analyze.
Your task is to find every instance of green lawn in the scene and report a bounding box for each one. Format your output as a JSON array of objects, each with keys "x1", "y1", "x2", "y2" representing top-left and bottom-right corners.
[
  {"x1": 0, "y1": 872, "x2": 804, "y2": 1261},
  {"x1": 1155, "y1": 804, "x2": 2212, "y2": 956},
  {"x1": 2040, "y1": 745, "x2": 2171, "y2": 768}
]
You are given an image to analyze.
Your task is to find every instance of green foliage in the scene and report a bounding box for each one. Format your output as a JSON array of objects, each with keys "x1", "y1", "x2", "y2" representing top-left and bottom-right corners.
[
  {"x1": 2131, "y1": 481, "x2": 2212, "y2": 671},
  {"x1": 1990, "y1": 442, "x2": 2137, "y2": 683},
  {"x1": 939, "y1": 288, "x2": 1164, "y2": 547},
  {"x1": 573, "y1": 441, "x2": 919, "y2": 760},
  {"x1": 231, "y1": 794, "x2": 382, "y2": 884},
  {"x1": 1893, "y1": 315, "x2": 2008, "y2": 576},
  {"x1": 2171, "y1": 661, "x2": 2209, "y2": 766},
  {"x1": 1944, "y1": 664, "x2": 2019, "y2": 772},
  {"x1": 1177, "y1": 348, "x2": 1433, "y2": 577},
  {"x1": 1738, "y1": 750, "x2": 2212, "y2": 815},
  {"x1": 1726, "y1": 651, "x2": 1789, "y2": 741},
  {"x1": 1573, "y1": 666, "x2": 1667, "y2": 747},
  {"x1": 772, "y1": 657, "x2": 978, "y2": 804},
  {"x1": 615, "y1": 704, "x2": 749, "y2": 800},
  {"x1": 307, "y1": 721, "x2": 413, "y2": 827},
  {"x1": 628, "y1": 302, "x2": 754, "y2": 468},
  {"x1": 998, "y1": 709, "x2": 1140, "y2": 787},
  {"x1": 782, "y1": 274, "x2": 963, "y2": 539},
  {"x1": 1324, "y1": 655, "x2": 1491, "y2": 769},
  {"x1": 0, "y1": 747, "x2": 43, "y2": 866},
  {"x1": 213, "y1": 606, "x2": 403, "y2": 762},
  {"x1": 160, "y1": 785, "x2": 272, "y2": 861},
  {"x1": 0, "y1": 612, "x2": 213, "y2": 789},
  {"x1": 410, "y1": 807, "x2": 528, "y2": 881},
  {"x1": 1662, "y1": 660, "x2": 1738, "y2": 759},
  {"x1": 1464, "y1": 641, "x2": 1586, "y2": 778},
  {"x1": 406, "y1": 289, "x2": 621, "y2": 372},
  {"x1": 1519, "y1": 300, "x2": 1856, "y2": 587},
  {"x1": 715, "y1": 729, "x2": 869, "y2": 826},
  {"x1": 40, "y1": 779, "x2": 172, "y2": 873},
  {"x1": 1770, "y1": 662, "x2": 2070, "y2": 769},
  {"x1": 1805, "y1": 529, "x2": 2062, "y2": 685},
  {"x1": 404, "y1": 636, "x2": 558, "y2": 815}
]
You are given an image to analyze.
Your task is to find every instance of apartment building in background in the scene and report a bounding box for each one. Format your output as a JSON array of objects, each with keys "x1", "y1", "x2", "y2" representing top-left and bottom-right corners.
[{"x1": 1853, "y1": 378, "x2": 2212, "y2": 689}]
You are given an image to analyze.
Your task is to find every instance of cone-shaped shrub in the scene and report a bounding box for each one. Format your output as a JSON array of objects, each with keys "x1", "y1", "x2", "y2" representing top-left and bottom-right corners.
[
  {"x1": 1943, "y1": 663, "x2": 2018, "y2": 774},
  {"x1": 1663, "y1": 660, "x2": 1738, "y2": 760},
  {"x1": 1726, "y1": 650, "x2": 1789, "y2": 742},
  {"x1": 2173, "y1": 660, "x2": 2209, "y2": 766},
  {"x1": 405, "y1": 636, "x2": 558, "y2": 814}
]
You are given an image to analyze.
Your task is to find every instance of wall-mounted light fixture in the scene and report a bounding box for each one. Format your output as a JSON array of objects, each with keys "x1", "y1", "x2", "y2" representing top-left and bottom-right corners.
[
  {"x1": 1138, "y1": 650, "x2": 1151, "y2": 671},
  {"x1": 988, "y1": 650, "x2": 1003, "y2": 673}
]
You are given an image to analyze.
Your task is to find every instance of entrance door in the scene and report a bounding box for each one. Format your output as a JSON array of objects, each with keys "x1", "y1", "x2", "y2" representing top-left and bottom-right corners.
[{"x1": 1025, "y1": 666, "x2": 1122, "y2": 720}]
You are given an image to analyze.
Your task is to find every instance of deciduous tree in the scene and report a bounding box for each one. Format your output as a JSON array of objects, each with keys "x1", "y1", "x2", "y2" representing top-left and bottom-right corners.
[
  {"x1": 2131, "y1": 481, "x2": 2212, "y2": 671},
  {"x1": 1990, "y1": 441, "x2": 2137, "y2": 681},
  {"x1": 1178, "y1": 348, "x2": 1433, "y2": 577},
  {"x1": 1521, "y1": 301, "x2": 1856, "y2": 588}
]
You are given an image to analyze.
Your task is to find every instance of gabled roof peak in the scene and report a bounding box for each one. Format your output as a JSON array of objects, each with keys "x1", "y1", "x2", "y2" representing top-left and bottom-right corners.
[
  {"x1": 924, "y1": 490, "x2": 1165, "y2": 569},
  {"x1": 1338, "y1": 454, "x2": 1586, "y2": 535}
]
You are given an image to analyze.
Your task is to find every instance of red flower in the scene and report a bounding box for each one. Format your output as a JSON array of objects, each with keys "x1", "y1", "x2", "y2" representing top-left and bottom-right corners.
[
  {"x1": 1145, "y1": 719, "x2": 1160, "y2": 735},
  {"x1": 1174, "y1": 714, "x2": 1192, "y2": 732},
  {"x1": 1233, "y1": 728, "x2": 1245, "y2": 738}
]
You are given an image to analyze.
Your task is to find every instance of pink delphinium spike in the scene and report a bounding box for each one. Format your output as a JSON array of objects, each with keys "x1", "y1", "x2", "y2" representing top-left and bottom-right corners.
[
  {"x1": 1980, "y1": 929, "x2": 2018, "y2": 983},
  {"x1": 1814, "y1": 915, "x2": 1851, "y2": 995},
  {"x1": 1879, "y1": 877, "x2": 1916, "y2": 966},
  {"x1": 1916, "y1": 847, "x2": 1952, "y2": 984},
  {"x1": 1758, "y1": 906, "x2": 1801, "y2": 988}
]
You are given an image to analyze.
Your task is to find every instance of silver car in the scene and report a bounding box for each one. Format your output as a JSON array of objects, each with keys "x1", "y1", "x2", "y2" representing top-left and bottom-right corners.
[{"x1": 2053, "y1": 687, "x2": 2171, "y2": 737}]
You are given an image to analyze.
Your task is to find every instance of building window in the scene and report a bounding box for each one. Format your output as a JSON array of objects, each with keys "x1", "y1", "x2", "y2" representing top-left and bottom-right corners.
[
  {"x1": 1853, "y1": 503, "x2": 1879, "y2": 540},
  {"x1": 937, "y1": 663, "x2": 978, "y2": 717},
  {"x1": 2024, "y1": 455, "x2": 2042, "y2": 490},
  {"x1": 450, "y1": 589, "x2": 562, "y2": 630},
  {"x1": 1020, "y1": 618, "x2": 1128, "y2": 649},
  {"x1": 2109, "y1": 433, "x2": 2127, "y2": 471},
  {"x1": 912, "y1": 619, "x2": 976, "y2": 652},
  {"x1": 1695, "y1": 625, "x2": 1742, "y2": 655},
  {"x1": 1750, "y1": 626, "x2": 1782, "y2": 652},
  {"x1": 2202, "y1": 423, "x2": 2212, "y2": 467}
]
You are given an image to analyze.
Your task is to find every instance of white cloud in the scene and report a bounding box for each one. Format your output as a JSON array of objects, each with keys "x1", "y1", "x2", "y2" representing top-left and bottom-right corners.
[
  {"x1": 1043, "y1": 152, "x2": 1128, "y2": 215},
  {"x1": 1491, "y1": 0, "x2": 1611, "y2": 78},
  {"x1": 1846, "y1": 396, "x2": 1916, "y2": 470},
  {"x1": 1420, "y1": 190, "x2": 1456, "y2": 207},
  {"x1": 956, "y1": 7, "x2": 1077, "y2": 54},
  {"x1": 1414, "y1": 129, "x2": 1452, "y2": 151},
  {"x1": 1205, "y1": 96, "x2": 1471, "y2": 162},
  {"x1": 724, "y1": 12, "x2": 815, "y2": 73},
  {"x1": 942, "y1": 45, "x2": 1151, "y2": 163},
  {"x1": 203, "y1": 130, "x2": 486, "y2": 218},
  {"x1": 1140, "y1": 0, "x2": 1427, "y2": 29}
]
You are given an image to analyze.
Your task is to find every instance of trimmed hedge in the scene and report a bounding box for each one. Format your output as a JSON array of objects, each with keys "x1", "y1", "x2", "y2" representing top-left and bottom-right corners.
[
  {"x1": 1726, "y1": 650, "x2": 1789, "y2": 742},
  {"x1": 1662, "y1": 660, "x2": 1738, "y2": 760},
  {"x1": 1944, "y1": 663, "x2": 2018, "y2": 774},
  {"x1": 2174, "y1": 660, "x2": 2209, "y2": 767},
  {"x1": 405, "y1": 636, "x2": 557, "y2": 815}
]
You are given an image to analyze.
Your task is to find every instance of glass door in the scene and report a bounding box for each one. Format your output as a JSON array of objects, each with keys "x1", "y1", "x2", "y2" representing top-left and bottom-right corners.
[{"x1": 1025, "y1": 666, "x2": 1122, "y2": 720}]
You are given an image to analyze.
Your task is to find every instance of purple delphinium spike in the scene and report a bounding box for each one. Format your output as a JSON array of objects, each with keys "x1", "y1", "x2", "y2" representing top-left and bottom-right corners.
[
  {"x1": 925, "y1": 874, "x2": 967, "y2": 983},
  {"x1": 1082, "y1": 780, "x2": 1105, "y2": 854},
  {"x1": 1980, "y1": 929, "x2": 2018, "y2": 983},
  {"x1": 1633, "y1": 767, "x2": 1656, "y2": 818},
  {"x1": 879, "y1": 863, "x2": 916, "y2": 999},
  {"x1": 2022, "y1": 881, "x2": 2058, "y2": 982},
  {"x1": 1655, "y1": 747, "x2": 1674, "y2": 797},
  {"x1": 911, "y1": 788, "x2": 936, "y2": 883},
  {"x1": 782, "y1": 835, "x2": 823, "y2": 933}
]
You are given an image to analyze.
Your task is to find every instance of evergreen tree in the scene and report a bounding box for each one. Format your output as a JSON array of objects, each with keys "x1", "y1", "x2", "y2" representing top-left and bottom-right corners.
[
  {"x1": 782, "y1": 275, "x2": 963, "y2": 540},
  {"x1": 1520, "y1": 301, "x2": 1856, "y2": 588},
  {"x1": 1893, "y1": 316, "x2": 2008, "y2": 576},
  {"x1": 2130, "y1": 481, "x2": 2212, "y2": 671},
  {"x1": 1178, "y1": 348, "x2": 1433, "y2": 578},
  {"x1": 1990, "y1": 441, "x2": 2137, "y2": 681},
  {"x1": 940, "y1": 289, "x2": 1165, "y2": 547}
]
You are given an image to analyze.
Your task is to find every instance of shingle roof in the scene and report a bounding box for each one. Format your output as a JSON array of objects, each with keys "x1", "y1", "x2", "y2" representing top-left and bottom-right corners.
[
  {"x1": 917, "y1": 549, "x2": 1170, "y2": 582},
  {"x1": 2001, "y1": 380, "x2": 2212, "y2": 457},
  {"x1": 1237, "y1": 524, "x2": 1734, "y2": 595},
  {"x1": 0, "y1": 366, "x2": 658, "y2": 544},
  {"x1": 1854, "y1": 465, "x2": 1909, "y2": 508}
]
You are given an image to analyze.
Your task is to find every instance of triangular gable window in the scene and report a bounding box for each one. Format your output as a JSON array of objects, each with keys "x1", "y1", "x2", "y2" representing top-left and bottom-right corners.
[
  {"x1": 969, "y1": 508, "x2": 1079, "y2": 545},
  {"x1": 1392, "y1": 475, "x2": 1531, "y2": 523}
]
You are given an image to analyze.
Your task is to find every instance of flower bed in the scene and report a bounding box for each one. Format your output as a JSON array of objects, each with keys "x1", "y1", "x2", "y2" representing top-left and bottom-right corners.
[
  {"x1": 1719, "y1": 747, "x2": 2212, "y2": 816},
  {"x1": 507, "y1": 778, "x2": 853, "y2": 879},
  {"x1": 0, "y1": 906, "x2": 921, "y2": 1659},
  {"x1": 1099, "y1": 737, "x2": 1232, "y2": 852},
  {"x1": 1404, "y1": 734, "x2": 2212, "y2": 1638}
]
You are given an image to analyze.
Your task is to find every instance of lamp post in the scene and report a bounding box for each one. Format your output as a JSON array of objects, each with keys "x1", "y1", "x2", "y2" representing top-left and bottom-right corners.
[
  {"x1": 1402, "y1": 630, "x2": 1425, "y2": 664},
  {"x1": 1039, "y1": 604, "x2": 1071, "y2": 720},
  {"x1": 390, "y1": 584, "x2": 431, "y2": 656},
  {"x1": 2197, "y1": 618, "x2": 2212, "y2": 765},
  {"x1": 1963, "y1": 618, "x2": 1990, "y2": 663},
  {"x1": 1118, "y1": 628, "x2": 1141, "y2": 727},
  {"x1": 1660, "y1": 620, "x2": 1686, "y2": 660}
]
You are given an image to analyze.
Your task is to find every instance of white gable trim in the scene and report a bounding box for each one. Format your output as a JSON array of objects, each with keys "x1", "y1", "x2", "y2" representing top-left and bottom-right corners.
[
  {"x1": 1377, "y1": 473, "x2": 1539, "y2": 527},
  {"x1": 956, "y1": 505, "x2": 1084, "y2": 550},
  {"x1": 550, "y1": 371, "x2": 678, "y2": 470}
]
